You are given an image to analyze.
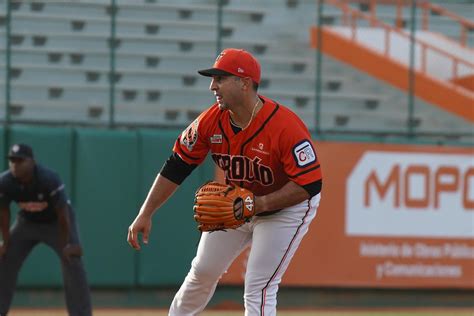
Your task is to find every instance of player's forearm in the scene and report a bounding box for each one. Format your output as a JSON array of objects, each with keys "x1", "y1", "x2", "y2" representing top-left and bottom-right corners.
[
  {"x1": 56, "y1": 204, "x2": 70, "y2": 247},
  {"x1": 255, "y1": 181, "x2": 309, "y2": 214},
  {"x1": 138, "y1": 174, "x2": 179, "y2": 217},
  {"x1": 0, "y1": 208, "x2": 10, "y2": 245}
]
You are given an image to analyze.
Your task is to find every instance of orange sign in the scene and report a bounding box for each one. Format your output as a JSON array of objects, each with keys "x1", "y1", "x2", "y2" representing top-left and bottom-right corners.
[{"x1": 218, "y1": 142, "x2": 474, "y2": 288}]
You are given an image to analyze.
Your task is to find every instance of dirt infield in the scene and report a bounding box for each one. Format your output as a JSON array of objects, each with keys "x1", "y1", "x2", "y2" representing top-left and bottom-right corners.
[{"x1": 8, "y1": 308, "x2": 474, "y2": 316}]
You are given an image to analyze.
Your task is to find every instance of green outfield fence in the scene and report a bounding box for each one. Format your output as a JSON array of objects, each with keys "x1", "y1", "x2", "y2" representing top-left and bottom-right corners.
[{"x1": 0, "y1": 125, "x2": 215, "y2": 288}]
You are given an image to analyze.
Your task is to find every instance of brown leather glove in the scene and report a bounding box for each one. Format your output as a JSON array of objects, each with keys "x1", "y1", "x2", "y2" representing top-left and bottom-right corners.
[{"x1": 194, "y1": 181, "x2": 255, "y2": 232}]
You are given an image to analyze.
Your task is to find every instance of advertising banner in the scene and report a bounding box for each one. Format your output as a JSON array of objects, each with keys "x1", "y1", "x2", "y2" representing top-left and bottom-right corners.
[{"x1": 219, "y1": 142, "x2": 474, "y2": 288}]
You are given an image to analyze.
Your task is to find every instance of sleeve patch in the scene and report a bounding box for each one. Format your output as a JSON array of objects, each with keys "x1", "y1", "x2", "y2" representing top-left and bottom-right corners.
[
  {"x1": 293, "y1": 140, "x2": 317, "y2": 168},
  {"x1": 49, "y1": 184, "x2": 65, "y2": 197},
  {"x1": 180, "y1": 118, "x2": 199, "y2": 151}
]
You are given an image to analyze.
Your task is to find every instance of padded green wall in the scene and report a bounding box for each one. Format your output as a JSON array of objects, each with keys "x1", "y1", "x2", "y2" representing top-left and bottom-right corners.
[
  {"x1": 0, "y1": 125, "x2": 215, "y2": 287},
  {"x1": 74, "y1": 129, "x2": 139, "y2": 286},
  {"x1": 136, "y1": 130, "x2": 214, "y2": 286}
]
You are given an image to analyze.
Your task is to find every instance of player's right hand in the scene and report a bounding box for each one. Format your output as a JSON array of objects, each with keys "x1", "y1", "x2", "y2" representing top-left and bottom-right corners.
[
  {"x1": 127, "y1": 214, "x2": 152, "y2": 251},
  {"x1": 62, "y1": 243, "x2": 83, "y2": 262},
  {"x1": 0, "y1": 242, "x2": 6, "y2": 258}
]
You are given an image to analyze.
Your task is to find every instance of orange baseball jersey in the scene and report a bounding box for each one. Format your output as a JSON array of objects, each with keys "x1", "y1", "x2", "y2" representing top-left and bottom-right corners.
[{"x1": 173, "y1": 95, "x2": 322, "y2": 196}]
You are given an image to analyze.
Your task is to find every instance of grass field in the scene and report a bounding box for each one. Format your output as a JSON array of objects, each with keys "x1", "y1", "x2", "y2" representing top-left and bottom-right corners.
[{"x1": 8, "y1": 309, "x2": 474, "y2": 316}]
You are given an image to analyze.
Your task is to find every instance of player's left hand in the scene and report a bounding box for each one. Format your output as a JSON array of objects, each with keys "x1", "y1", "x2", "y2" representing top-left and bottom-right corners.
[{"x1": 62, "y1": 244, "x2": 83, "y2": 262}]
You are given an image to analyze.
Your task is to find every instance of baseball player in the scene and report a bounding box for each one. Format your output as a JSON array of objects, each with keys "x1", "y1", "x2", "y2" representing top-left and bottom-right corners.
[
  {"x1": 127, "y1": 48, "x2": 322, "y2": 315},
  {"x1": 0, "y1": 144, "x2": 92, "y2": 316}
]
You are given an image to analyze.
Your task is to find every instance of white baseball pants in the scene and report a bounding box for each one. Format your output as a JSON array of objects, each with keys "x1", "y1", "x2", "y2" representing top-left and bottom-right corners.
[{"x1": 169, "y1": 193, "x2": 320, "y2": 316}]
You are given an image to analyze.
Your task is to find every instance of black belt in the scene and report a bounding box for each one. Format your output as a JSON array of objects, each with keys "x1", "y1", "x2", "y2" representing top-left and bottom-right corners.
[{"x1": 255, "y1": 209, "x2": 282, "y2": 217}]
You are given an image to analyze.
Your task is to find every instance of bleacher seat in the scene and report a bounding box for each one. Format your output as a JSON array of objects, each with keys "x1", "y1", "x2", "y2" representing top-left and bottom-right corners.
[{"x1": 0, "y1": 0, "x2": 471, "y2": 142}]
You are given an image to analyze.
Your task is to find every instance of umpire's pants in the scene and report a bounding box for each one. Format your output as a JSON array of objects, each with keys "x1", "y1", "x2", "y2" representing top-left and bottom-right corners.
[{"x1": 0, "y1": 207, "x2": 92, "y2": 316}]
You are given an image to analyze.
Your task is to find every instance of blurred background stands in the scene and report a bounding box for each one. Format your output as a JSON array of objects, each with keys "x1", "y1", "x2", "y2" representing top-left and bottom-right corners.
[{"x1": 0, "y1": 0, "x2": 472, "y2": 143}]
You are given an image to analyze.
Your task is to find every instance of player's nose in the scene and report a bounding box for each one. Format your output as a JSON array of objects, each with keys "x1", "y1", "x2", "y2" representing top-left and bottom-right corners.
[{"x1": 209, "y1": 78, "x2": 218, "y2": 91}]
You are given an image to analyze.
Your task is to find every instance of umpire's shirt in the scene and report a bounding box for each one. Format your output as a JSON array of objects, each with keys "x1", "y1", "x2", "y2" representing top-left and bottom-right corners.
[{"x1": 0, "y1": 164, "x2": 68, "y2": 223}]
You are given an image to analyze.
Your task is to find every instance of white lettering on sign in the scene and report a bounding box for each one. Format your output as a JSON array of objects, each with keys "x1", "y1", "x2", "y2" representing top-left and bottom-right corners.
[
  {"x1": 375, "y1": 261, "x2": 462, "y2": 280},
  {"x1": 346, "y1": 152, "x2": 474, "y2": 238}
]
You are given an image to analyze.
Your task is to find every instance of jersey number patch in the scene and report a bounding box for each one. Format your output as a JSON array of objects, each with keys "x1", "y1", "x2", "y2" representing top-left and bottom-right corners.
[{"x1": 293, "y1": 140, "x2": 316, "y2": 167}]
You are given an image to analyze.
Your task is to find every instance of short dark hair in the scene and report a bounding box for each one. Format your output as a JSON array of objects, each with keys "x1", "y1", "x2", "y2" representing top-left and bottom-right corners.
[{"x1": 234, "y1": 76, "x2": 259, "y2": 91}]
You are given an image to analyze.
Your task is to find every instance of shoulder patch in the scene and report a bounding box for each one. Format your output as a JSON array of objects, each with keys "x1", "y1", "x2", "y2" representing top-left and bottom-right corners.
[
  {"x1": 293, "y1": 140, "x2": 317, "y2": 168},
  {"x1": 180, "y1": 118, "x2": 199, "y2": 151},
  {"x1": 210, "y1": 134, "x2": 222, "y2": 144}
]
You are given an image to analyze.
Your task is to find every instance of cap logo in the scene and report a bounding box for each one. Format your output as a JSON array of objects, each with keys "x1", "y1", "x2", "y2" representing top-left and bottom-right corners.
[
  {"x1": 237, "y1": 67, "x2": 244, "y2": 73},
  {"x1": 215, "y1": 52, "x2": 225, "y2": 62},
  {"x1": 12, "y1": 145, "x2": 20, "y2": 153}
]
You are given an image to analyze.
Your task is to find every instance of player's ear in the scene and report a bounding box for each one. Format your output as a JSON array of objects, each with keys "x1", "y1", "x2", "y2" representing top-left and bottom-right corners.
[{"x1": 241, "y1": 77, "x2": 253, "y2": 91}]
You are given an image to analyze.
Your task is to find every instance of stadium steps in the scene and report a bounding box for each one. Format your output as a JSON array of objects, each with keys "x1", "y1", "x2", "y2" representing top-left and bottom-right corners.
[
  {"x1": 5, "y1": 0, "x2": 265, "y2": 24},
  {"x1": 1, "y1": 0, "x2": 470, "y2": 139},
  {"x1": 0, "y1": 30, "x2": 270, "y2": 55},
  {"x1": 0, "y1": 62, "x2": 349, "y2": 92},
  {"x1": 310, "y1": 0, "x2": 474, "y2": 123}
]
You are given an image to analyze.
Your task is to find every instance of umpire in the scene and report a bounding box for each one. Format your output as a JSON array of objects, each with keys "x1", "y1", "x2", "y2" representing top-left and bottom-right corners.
[{"x1": 0, "y1": 144, "x2": 92, "y2": 316}]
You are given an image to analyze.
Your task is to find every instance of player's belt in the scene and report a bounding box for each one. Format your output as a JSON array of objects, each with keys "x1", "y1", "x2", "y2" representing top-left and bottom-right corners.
[{"x1": 255, "y1": 209, "x2": 282, "y2": 217}]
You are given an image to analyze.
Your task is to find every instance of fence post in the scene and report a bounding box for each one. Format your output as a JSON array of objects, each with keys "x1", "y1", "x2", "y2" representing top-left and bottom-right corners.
[
  {"x1": 407, "y1": 0, "x2": 417, "y2": 138},
  {"x1": 315, "y1": 0, "x2": 324, "y2": 135},
  {"x1": 3, "y1": 0, "x2": 12, "y2": 168},
  {"x1": 108, "y1": 0, "x2": 117, "y2": 129},
  {"x1": 216, "y1": 0, "x2": 224, "y2": 55}
]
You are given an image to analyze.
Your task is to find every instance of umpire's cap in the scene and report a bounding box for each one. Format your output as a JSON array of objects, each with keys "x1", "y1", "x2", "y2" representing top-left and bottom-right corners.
[
  {"x1": 8, "y1": 143, "x2": 34, "y2": 159},
  {"x1": 198, "y1": 48, "x2": 261, "y2": 84}
]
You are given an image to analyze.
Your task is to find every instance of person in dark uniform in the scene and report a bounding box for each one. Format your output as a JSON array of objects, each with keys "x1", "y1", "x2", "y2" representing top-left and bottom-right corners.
[{"x1": 0, "y1": 144, "x2": 92, "y2": 316}]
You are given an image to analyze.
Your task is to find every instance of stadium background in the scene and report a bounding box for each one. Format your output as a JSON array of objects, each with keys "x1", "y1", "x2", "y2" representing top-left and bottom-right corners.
[{"x1": 0, "y1": 0, "x2": 473, "y2": 314}]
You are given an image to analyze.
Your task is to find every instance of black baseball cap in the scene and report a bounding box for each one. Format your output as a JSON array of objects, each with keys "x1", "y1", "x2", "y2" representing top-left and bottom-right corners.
[{"x1": 8, "y1": 143, "x2": 34, "y2": 159}]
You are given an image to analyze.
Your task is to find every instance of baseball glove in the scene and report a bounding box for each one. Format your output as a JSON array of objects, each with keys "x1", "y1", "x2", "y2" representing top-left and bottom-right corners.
[{"x1": 194, "y1": 181, "x2": 255, "y2": 232}]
